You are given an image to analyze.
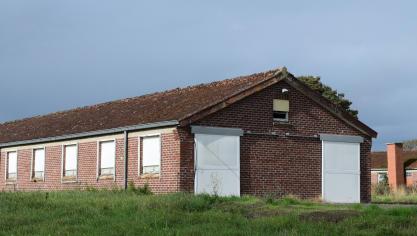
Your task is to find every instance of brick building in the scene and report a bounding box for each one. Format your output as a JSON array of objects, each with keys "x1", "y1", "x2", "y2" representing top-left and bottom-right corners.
[
  {"x1": 0, "y1": 67, "x2": 377, "y2": 203},
  {"x1": 371, "y1": 143, "x2": 417, "y2": 188}
]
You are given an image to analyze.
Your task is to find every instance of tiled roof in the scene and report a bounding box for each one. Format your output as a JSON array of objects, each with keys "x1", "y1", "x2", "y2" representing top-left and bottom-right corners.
[
  {"x1": 0, "y1": 69, "x2": 281, "y2": 144},
  {"x1": 0, "y1": 67, "x2": 377, "y2": 146},
  {"x1": 371, "y1": 151, "x2": 417, "y2": 169}
]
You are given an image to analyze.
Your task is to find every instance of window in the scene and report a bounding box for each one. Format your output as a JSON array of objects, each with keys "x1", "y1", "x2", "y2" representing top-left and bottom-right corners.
[
  {"x1": 406, "y1": 171, "x2": 412, "y2": 177},
  {"x1": 273, "y1": 111, "x2": 288, "y2": 121},
  {"x1": 7, "y1": 152, "x2": 17, "y2": 181},
  {"x1": 273, "y1": 99, "x2": 289, "y2": 122},
  {"x1": 273, "y1": 88, "x2": 290, "y2": 122},
  {"x1": 99, "y1": 141, "x2": 115, "y2": 176},
  {"x1": 32, "y1": 148, "x2": 45, "y2": 180},
  {"x1": 377, "y1": 173, "x2": 387, "y2": 184},
  {"x1": 142, "y1": 136, "x2": 161, "y2": 175},
  {"x1": 63, "y1": 144, "x2": 77, "y2": 179}
]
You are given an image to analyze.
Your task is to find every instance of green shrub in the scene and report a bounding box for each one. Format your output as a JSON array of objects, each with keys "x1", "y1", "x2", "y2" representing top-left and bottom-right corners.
[
  {"x1": 264, "y1": 193, "x2": 276, "y2": 204},
  {"x1": 127, "y1": 181, "x2": 136, "y2": 193},
  {"x1": 85, "y1": 186, "x2": 98, "y2": 192},
  {"x1": 127, "y1": 181, "x2": 153, "y2": 195},
  {"x1": 138, "y1": 183, "x2": 153, "y2": 195}
]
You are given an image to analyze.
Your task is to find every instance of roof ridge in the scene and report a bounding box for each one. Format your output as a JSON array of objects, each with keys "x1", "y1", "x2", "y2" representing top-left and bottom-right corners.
[{"x1": 0, "y1": 67, "x2": 283, "y2": 127}]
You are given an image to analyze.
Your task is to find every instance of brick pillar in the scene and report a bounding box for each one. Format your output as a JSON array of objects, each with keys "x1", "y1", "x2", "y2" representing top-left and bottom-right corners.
[{"x1": 387, "y1": 143, "x2": 404, "y2": 189}]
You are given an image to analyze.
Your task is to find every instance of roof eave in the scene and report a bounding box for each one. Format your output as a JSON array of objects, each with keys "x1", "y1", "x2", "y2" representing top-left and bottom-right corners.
[{"x1": 0, "y1": 120, "x2": 179, "y2": 148}]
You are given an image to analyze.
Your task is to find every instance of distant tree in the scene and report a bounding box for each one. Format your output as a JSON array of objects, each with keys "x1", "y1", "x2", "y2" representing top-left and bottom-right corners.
[
  {"x1": 298, "y1": 76, "x2": 358, "y2": 118},
  {"x1": 403, "y1": 139, "x2": 417, "y2": 151}
]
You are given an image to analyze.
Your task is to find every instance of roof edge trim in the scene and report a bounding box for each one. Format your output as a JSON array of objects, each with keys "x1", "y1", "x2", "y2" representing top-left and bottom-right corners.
[{"x1": 320, "y1": 134, "x2": 364, "y2": 143}]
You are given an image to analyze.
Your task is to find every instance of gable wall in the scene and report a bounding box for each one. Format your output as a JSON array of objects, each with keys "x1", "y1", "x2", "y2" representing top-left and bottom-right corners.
[{"x1": 180, "y1": 81, "x2": 372, "y2": 202}]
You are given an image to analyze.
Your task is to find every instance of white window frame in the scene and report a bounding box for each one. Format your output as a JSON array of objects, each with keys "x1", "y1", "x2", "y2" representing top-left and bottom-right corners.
[
  {"x1": 138, "y1": 134, "x2": 162, "y2": 176},
  {"x1": 377, "y1": 172, "x2": 388, "y2": 183},
  {"x1": 61, "y1": 143, "x2": 79, "y2": 183},
  {"x1": 97, "y1": 139, "x2": 116, "y2": 181},
  {"x1": 5, "y1": 151, "x2": 18, "y2": 182},
  {"x1": 273, "y1": 98, "x2": 290, "y2": 122},
  {"x1": 31, "y1": 147, "x2": 46, "y2": 181}
]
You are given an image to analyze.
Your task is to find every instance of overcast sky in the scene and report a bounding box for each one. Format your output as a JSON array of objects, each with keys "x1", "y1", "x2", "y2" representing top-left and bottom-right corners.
[{"x1": 0, "y1": 1, "x2": 416, "y2": 150}]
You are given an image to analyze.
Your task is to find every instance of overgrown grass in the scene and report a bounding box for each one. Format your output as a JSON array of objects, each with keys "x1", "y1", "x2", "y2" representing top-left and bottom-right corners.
[
  {"x1": 1, "y1": 191, "x2": 417, "y2": 235},
  {"x1": 372, "y1": 183, "x2": 417, "y2": 204}
]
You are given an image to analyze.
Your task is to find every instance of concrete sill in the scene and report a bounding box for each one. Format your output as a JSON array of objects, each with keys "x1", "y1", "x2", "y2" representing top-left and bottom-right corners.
[
  {"x1": 6, "y1": 181, "x2": 16, "y2": 185},
  {"x1": 273, "y1": 121, "x2": 292, "y2": 126},
  {"x1": 140, "y1": 174, "x2": 160, "y2": 179},
  {"x1": 32, "y1": 178, "x2": 44, "y2": 182},
  {"x1": 98, "y1": 175, "x2": 114, "y2": 180},
  {"x1": 62, "y1": 176, "x2": 77, "y2": 183}
]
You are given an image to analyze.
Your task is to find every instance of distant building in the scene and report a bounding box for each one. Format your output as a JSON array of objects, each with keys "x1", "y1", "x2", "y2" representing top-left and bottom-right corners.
[{"x1": 371, "y1": 144, "x2": 417, "y2": 188}]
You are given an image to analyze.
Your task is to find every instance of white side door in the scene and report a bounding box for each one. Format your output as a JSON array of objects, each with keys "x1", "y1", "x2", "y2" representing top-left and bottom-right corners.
[
  {"x1": 322, "y1": 141, "x2": 361, "y2": 203},
  {"x1": 195, "y1": 133, "x2": 240, "y2": 196}
]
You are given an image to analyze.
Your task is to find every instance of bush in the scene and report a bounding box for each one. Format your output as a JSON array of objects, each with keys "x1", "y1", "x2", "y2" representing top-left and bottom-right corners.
[
  {"x1": 372, "y1": 182, "x2": 390, "y2": 196},
  {"x1": 138, "y1": 183, "x2": 153, "y2": 195},
  {"x1": 127, "y1": 182, "x2": 153, "y2": 195}
]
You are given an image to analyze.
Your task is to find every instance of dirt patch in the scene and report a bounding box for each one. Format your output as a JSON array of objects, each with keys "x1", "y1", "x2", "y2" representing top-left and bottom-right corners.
[{"x1": 299, "y1": 210, "x2": 360, "y2": 223}]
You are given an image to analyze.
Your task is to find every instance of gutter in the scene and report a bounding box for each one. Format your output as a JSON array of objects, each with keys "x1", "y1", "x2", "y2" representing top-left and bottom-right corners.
[{"x1": 0, "y1": 120, "x2": 179, "y2": 148}]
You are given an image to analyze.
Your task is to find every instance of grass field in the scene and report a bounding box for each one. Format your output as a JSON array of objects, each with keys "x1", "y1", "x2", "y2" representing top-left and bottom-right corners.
[
  {"x1": 1, "y1": 191, "x2": 417, "y2": 235},
  {"x1": 373, "y1": 193, "x2": 417, "y2": 204}
]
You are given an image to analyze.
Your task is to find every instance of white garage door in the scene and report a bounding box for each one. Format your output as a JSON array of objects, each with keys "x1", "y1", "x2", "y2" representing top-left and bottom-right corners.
[
  {"x1": 322, "y1": 136, "x2": 361, "y2": 203},
  {"x1": 192, "y1": 126, "x2": 242, "y2": 196}
]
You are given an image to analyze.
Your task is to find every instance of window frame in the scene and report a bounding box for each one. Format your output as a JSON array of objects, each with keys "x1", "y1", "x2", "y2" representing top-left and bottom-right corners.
[
  {"x1": 31, "y1": 147, "x2": 46, "y2": 182},
  {"x1": 97, "y1": 139, "x2": 116, "y2": 181},
  {"x1": 377, "y1": 172, "x2": 387, "y2": 183},
  {"x1": 273, "y1": 98, "x2": 290, "y2": 123},
  {"x1": 61, "y1": 143, "x2": 79, "y2": 183},
  {"x1": 273, "y1": 111, "x2": 289, "y2": 122},
  {"x1": 138, "y1": 134, "x2": 162, "y2": 177},
  {"x1": 5, "y1": 151, "x2": 18, "y2": 182}
]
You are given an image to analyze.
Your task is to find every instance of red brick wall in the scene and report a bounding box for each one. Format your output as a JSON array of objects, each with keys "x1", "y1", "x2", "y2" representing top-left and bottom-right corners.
[
  {"x1": 180, "y1": 81, "x2": 372, "y2": 202},
  {"x1": 406, "y1": 172, "x2": 417, "y2": 187},
  {"x1": 371, "y1": 172, "x2": 378, "y2": 185},
  {"x1": 126, "y1": 131, "x2": 181, "y2": 194},
  {"x1": 0, "y1": 133, "x2": 181, "y2": 193}
]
